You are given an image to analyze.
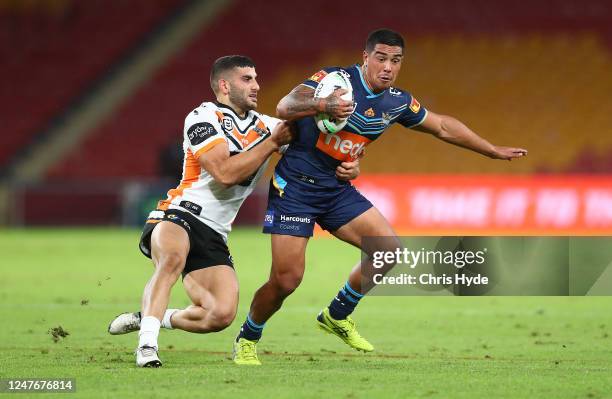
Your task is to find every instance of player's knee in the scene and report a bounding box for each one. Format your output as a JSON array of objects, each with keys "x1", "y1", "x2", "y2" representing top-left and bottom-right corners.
[
  {"x1": 271, "y1": 271, "x2": 303, "y2": 297},
  {"x1": 190, "y1": 305, "x2": 235, "y2": 333},
  {"x1": 208, "y1": 306, "x2": 236, "y2": 332},
  {"x1": 364, "y1": 235, "x2": 403, "y2": 260},
  {"x1": 156, "y1": 251, "x2": 185, "y2": 278}
]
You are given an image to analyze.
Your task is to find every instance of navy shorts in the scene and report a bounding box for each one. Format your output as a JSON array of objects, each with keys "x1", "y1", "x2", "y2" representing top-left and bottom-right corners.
[{"x1": 262, "y1": 172, "x2": 373, "y2": 237}]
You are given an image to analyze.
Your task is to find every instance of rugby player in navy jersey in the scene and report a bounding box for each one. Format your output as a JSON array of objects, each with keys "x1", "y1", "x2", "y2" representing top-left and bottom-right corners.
[{"x1": 233, "y1": 29, "x2": 527, "y2": 365}]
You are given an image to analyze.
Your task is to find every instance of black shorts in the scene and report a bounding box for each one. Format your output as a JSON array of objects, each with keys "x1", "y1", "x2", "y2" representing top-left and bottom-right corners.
[{"x1": 139, "y1": 208, "x2": 234, "y2": 277}]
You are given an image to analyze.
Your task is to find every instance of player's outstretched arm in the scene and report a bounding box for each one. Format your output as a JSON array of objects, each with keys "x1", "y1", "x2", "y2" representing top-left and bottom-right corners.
[
  {"x1": 200, "y1": 121, "x2": 293, "y2": 187},
  {"x1": 277, "y1": 85, "x2": 354, "y2": 121},
  {"x1": 413, "y1": 111, "x2": 528, "y2": 160}
]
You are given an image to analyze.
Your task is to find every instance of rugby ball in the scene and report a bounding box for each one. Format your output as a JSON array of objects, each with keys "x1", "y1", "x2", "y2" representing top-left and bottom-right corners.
[{"x1": 313, "y1": 70, "x2": 353, "y2": 134}]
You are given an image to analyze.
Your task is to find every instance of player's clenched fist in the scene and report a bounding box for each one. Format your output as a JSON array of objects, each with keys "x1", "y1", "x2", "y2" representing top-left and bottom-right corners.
[
  {"x1": 270, "y1": 121, "x2": 295, "y2": 147},
  {"x1": 336, "y1": 160, "x2": 360, "y2": 181}
]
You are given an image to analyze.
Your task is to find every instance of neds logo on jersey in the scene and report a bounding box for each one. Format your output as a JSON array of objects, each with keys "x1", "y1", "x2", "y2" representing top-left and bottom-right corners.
[
  {"x1": 316, "y1": 130, "x2": 371, "y2": 161},
  {"x1": 187, "y1": 122, "x2": 217, "y2": 146}
]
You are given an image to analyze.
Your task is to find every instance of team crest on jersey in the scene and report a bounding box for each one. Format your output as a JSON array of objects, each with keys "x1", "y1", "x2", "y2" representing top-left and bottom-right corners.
[
  {"x1": 382, "y1": 112, "x2": 392, "y2": 125},
  {"x1": 409, "y1": 97, "x2": 421, "y2": 113},
  {"x1": 309, "y1": 70, "x2": 328, "y2": 83},
  {"x1": 364, "y1": 108, "x2": 375, "y2": 118},
  {"x1": 222, "y1": 117, "x2": 233, "y2": 131},
  {"x1": 389, "y1": 87, "x2": 402, "y2": 96}
]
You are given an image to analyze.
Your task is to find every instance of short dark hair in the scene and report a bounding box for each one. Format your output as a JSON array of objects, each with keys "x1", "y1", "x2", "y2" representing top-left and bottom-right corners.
[
  {"x1": 365, "y1": 29, "x2": 404, "y2": 53},
  {"x1": 210, "y1": 55, "x2": 256, "y2": 94}
]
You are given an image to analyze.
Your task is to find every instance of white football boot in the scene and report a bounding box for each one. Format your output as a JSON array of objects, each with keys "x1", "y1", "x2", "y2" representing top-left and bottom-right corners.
[
  {"x1": 108, "y1": 312, "x2": 141, "y2": 335},
  {"x1": 135, "y1": 345, "x2": 162, "y2": 368}
]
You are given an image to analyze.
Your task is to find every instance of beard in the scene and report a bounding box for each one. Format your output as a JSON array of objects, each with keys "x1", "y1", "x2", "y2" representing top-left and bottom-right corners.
[{"x1": 229, "y1": 88, "x2": 256, "y2": 113}]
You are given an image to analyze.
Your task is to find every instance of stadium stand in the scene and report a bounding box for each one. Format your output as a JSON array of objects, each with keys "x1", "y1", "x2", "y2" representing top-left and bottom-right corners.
[
  {"x1": 3, "y1": 0, "x2": 611, "y2": 226},
  {"x1": 45, "y1": 0, "x2": 612, "y2": 180},
  {"x1": 0, "y1": 0, "x2": 186, "y2": 171}
]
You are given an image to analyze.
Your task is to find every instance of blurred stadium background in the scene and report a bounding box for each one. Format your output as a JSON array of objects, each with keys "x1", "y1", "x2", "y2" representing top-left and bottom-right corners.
[
  {"x1": 1, "y1": 0, "x2": 611, "y2": 234},
  {"x1": 2, "y1": 3, "x2": 612, "y2": 397}
]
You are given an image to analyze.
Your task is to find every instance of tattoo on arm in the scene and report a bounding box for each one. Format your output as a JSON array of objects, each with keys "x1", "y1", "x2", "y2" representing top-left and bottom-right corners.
[
  {"x1": 324, "y1": 95, "x2": 342, "y2": 114},
  {"x1": 284, "y1": 85, "x2": 323, "y2": 115},
  {"x1": 278, "y1": 85, "x2": 322, "y2": 120}
]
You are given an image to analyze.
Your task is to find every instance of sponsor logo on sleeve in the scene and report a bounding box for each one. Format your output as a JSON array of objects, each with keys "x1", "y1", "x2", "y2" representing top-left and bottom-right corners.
[
  {"x1": 309, "y1": 70, "x2": 328, "y2": 83},
  {"x1": 187, "y1": 122, "x2": 217, "y2": 146},
  {"x1": 409, "y1": 97, "x2": 421, "y2": 113}
]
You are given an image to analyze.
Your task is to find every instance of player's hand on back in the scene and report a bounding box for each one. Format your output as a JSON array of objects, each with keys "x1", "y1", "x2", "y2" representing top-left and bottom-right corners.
[
  {"x1": 323, "y1": 88, "x2": 354, "y2": 120},
  {"x1": 270, "y1": 121, "x2": 295, "y2": 148},
  {"x1": 490, "y1": 146, "x2": 528, "y2": 160}
]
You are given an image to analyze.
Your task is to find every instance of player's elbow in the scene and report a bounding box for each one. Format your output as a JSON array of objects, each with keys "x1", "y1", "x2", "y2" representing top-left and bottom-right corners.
[
  {"x1": 216, "y1": 176, "x2": 236, "y2": 188},
  {"x1": 211, "y1": 171, "x2": 236, "y2": 188},
  {"x1": 276, "y1": 100, "x2": 289, "y2": 119},
  {"x1": 436, "y1": 115, "x2": 453, "y2": 139}
]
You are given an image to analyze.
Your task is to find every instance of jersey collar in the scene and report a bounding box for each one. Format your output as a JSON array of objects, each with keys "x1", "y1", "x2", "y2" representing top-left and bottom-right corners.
[
  {"x1": 354, "y1": 64, "x2": 385, "y2": 99},
  {"x1": 215, "y1": 101, "x2": 250, "y2": 120}
]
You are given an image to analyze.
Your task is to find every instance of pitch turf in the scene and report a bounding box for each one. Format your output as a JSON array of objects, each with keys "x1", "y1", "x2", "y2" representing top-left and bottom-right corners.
[{"x1": 0, "y1": 228, "x2": 611, "y2": 399}]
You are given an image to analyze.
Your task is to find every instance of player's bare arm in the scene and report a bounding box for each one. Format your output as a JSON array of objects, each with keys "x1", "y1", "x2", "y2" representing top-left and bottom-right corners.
[
  {"x1": 413, "y1": 110, "x2": 528, "y2": 160},
  {"x1": 201, "y1": 121, "x2": 293, "y2": 187},
  {"x1": 277, "y1": 85, "x2": 354, "y2": 121}
]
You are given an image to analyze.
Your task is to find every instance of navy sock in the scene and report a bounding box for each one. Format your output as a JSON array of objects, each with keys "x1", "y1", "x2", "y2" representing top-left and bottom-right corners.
[
  {"x1": 237, "y1": 315, "x2": 265, "y2": 342},
  {"x1": 327, "y1": 281, "x2": 364, "y2": 320}
]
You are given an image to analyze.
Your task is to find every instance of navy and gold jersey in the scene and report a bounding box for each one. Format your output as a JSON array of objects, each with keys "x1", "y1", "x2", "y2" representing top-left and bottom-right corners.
[{"x1": 275, "y1": 64, "x2": 427, "y2": 190}]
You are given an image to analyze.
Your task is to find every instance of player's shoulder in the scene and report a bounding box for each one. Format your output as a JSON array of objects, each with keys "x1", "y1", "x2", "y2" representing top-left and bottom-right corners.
[
  {"x1": 384, "y1": 85, "x2": 410, "y2": 101},
  {"x1": 388, "y1": 87, "x2": 425, "y2": 116},
  {"x1": 184, "y1": 101, "x2": 221, "y2": 125},
  {"x1": 383, "y1": 85, "x2": 423, "y2": 110}
]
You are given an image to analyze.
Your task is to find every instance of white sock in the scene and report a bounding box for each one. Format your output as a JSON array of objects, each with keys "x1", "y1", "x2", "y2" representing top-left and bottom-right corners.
[
  {"x1": 138, "y1": 316, "x2": 161, "y2": 349},
  {"x1": 161, "y1": 309, "x2": 179, "y2": 329}
]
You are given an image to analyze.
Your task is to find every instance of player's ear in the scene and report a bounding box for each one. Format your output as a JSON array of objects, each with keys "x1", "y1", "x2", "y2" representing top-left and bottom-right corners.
[
  {"x1": 362, "y1": 50, "x2": 368, "y2": 67},
  {"x1": 218, "y1": 79, "x2": 230, "y2": 96}
]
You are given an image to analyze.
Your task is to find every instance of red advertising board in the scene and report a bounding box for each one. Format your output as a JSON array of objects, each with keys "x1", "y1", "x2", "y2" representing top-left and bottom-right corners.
[{"x1": 344, "y1": 175, "x2": 612, "y2": 235}]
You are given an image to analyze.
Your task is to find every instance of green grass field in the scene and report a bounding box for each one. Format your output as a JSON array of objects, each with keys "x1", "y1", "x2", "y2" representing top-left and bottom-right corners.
[{"x1": 0, "y1": 228, "x2": 611, "y2": 398}]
